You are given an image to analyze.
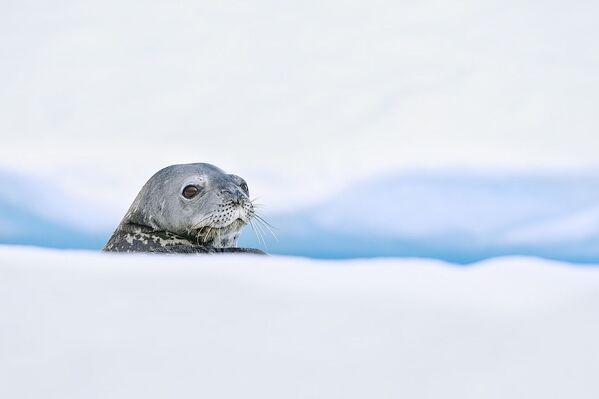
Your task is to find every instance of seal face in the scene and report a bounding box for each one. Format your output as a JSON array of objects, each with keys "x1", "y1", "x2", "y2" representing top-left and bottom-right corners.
[{"x1": 103, "y1": 163, "x2": 266, "y2": 254}]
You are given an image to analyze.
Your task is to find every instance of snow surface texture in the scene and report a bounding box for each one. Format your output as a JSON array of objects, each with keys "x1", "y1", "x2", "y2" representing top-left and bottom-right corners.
[
  {"x1": 3, "y1": 167, "x2": 598, "y2": 263},
  {"x1": 1, "y1": 246, "x2": 599, "y2": 399}
]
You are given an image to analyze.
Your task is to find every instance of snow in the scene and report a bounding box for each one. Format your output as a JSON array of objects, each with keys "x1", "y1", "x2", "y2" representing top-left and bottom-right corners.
[
  {"x1": 303, "y1": 171, "x2": 599, "y2": 238},
  {"x1": 2, "y1": 167, "x2": 599, "y2": 263},
  {"x1": 0, "y1": 169, "x2": 115, "y2": 249},
  {"x1": 0, "y1": 169, "x2": 115, "y2": 233},
  {"x1": 1, "y1": 245, "x2": 598, "y2": 398},
  {"x1": 1, "y1": 0, "x2": 598, "y2": 208},
  {"x1": 2, "y1": 1, "x2": 597, "y2": 392},
  {"x1": 239, "y1": 171, "x2": 599, "y2": 263},
  {"x1": 1, "y1": 0, "x2": 598, "y2": 262}
]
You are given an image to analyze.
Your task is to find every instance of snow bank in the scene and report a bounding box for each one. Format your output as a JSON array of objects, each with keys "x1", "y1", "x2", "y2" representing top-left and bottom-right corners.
[
  {"x1": 240, "y1": 171, "x2": 599, "y2": 263},
  {"x1": 1, "y1": 246, "x2": 599, "y2": 399},
  {"x1": 2, "y1": 167, "x2": 599, "y2": 263},
  {"x1": 0, "y1": 170, "x2": 115, "y2": 249}
]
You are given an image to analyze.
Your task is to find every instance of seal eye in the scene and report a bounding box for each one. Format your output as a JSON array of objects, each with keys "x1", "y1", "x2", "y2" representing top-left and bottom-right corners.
[
  {"x1": 240, "y1": 182, "x2": 249, "y2": 195},
  {"x1": 182, "y1": 185, "x2": 199, "y2": 199}
]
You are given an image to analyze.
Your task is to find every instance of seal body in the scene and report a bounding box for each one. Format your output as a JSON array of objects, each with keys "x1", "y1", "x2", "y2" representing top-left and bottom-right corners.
[{"x1": 103, "y1": 163, "x2": 266, "y2": 255}]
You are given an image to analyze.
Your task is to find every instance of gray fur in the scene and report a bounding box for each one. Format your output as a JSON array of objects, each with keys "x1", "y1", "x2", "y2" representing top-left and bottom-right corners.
[{"x1": 103, "y1": 163, "x2": 266, "y2": 255}]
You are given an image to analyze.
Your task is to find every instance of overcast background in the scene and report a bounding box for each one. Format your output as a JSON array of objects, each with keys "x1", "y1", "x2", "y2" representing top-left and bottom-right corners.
[
  {"x1": 2, "y1": 0, "x2": 599, "y2": 210},
  {"x1": 1, "y1": 0, "x2": 599, "y2": 261}
]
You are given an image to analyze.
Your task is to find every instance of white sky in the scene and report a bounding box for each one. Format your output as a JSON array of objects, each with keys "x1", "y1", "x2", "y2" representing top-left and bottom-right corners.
[{"x1": 1, "y1": 0, "x2": 598, "y2": 211}]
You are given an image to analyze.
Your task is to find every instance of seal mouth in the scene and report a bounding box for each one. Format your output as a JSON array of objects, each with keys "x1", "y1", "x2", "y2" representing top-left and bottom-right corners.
[
  {"x1": 185, "y1": 199, "x2": 261, "y2": 247},
  {"x1": 216, "y1": 217, "x2": 246, "y2": 228},
  {"x1": 187, "y1": 217, "x2": 247, "y2": 247}
]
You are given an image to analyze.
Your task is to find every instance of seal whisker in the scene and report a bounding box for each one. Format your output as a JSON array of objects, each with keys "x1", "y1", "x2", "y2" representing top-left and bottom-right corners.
[
  {"x1": 216, "y1": 223, "x2": 222, "y2": 247},
  {"x1": 249, "y1": 211, "x2": 277, "y2": 239},
  {"x1": 252, "y1": 212, "x2": 276, "y2": 229},
  {"x1": 248, "y1": 209, "x2": 267, "y2": 248},
  {"x1": 253, "y1": 215, "x2": 278, "y2": 241},
  {"x1": 250, "y1": 214, "x2": 269, "y2": 246},
  {"x1": 250, "y1": 219, "x2": 267, "y2": 249},
  {"x1": 203, "y1": 225, "x2": 214, "y2": 245},
  {"x1": 248, "y1": 219, "x2": 260, "y2": 245},
  {"x1": 190, "y1": 214, "x2": 214, "y2": 230}
]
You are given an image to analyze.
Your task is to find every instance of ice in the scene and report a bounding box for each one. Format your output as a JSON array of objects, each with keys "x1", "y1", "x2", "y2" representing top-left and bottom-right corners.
[
  {"x1": 240, "y1": 171, "x2": 599, "y2": 263},
  {"x1": 2, "y1": 168, "x2": 599, "y2": 262}
]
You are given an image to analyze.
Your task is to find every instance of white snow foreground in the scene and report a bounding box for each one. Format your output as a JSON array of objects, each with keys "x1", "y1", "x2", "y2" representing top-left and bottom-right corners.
[{"x1": 1, "y1": 246, "x2": 599, "y2": 399}]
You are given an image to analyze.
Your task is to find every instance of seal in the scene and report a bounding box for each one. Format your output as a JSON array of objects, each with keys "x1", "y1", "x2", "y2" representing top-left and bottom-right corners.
[{"x1": 103, "y1": 163, "x2": 266, "y2": 254}]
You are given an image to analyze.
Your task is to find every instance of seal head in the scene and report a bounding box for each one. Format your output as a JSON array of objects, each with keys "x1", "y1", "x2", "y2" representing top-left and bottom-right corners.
[{"x1": 103, "y1": 163, "x2": 265, "y2": 254}]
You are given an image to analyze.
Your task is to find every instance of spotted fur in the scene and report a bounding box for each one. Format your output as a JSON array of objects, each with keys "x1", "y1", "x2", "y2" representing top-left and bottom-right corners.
[{"x1": 103, "y1": 163, "x2": 266, "y2": 255}]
